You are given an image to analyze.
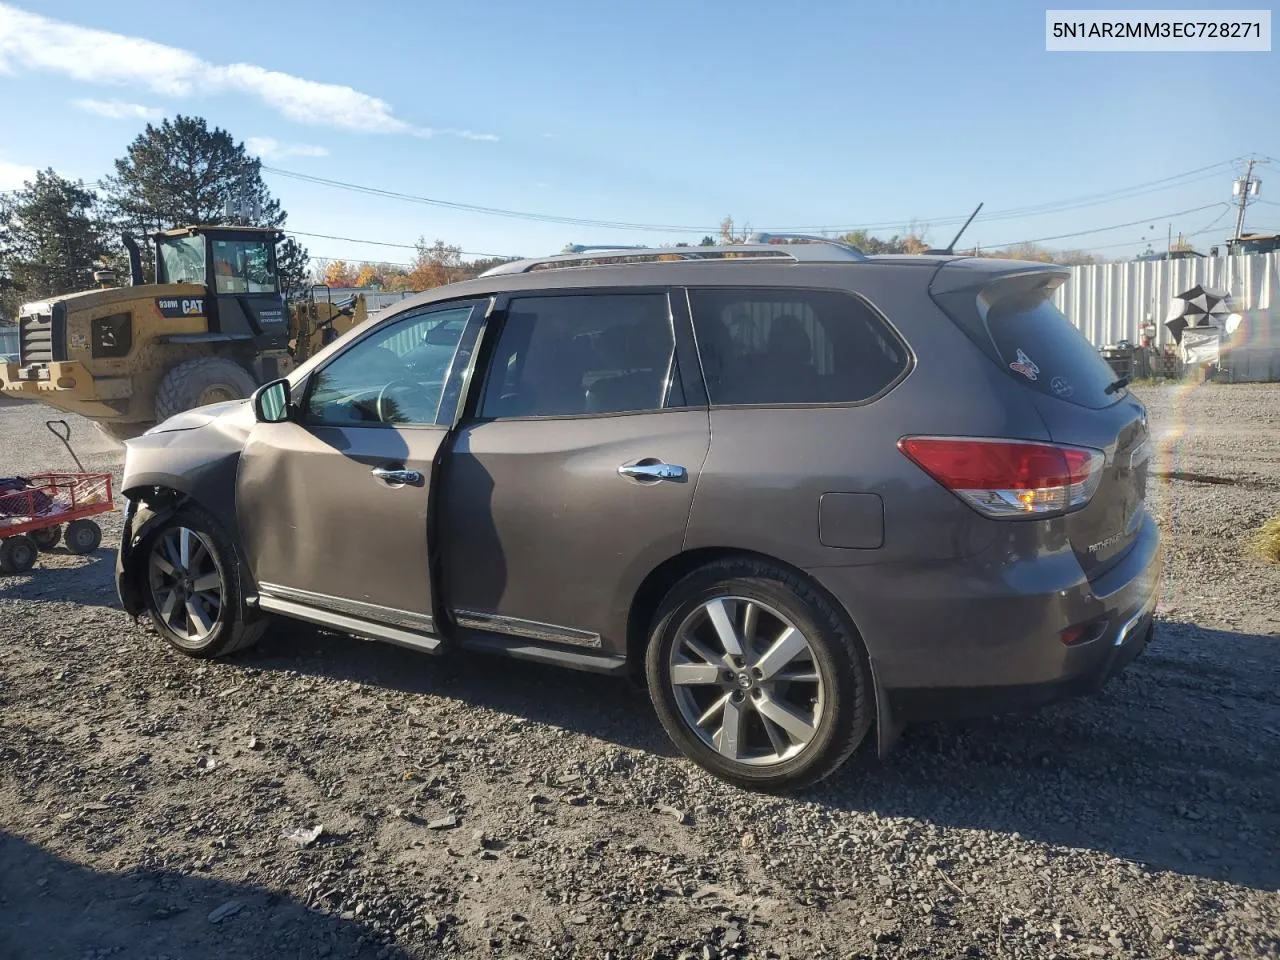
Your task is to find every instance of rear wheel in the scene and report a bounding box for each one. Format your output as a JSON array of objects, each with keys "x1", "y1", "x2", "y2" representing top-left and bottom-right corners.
[
  {"x1": 140, "y1": 508, "x2": 264, "y2": 658},
  {"x1": 645, "y1": 559, "x2": 872, "y2": 790},
  {"x1": 154, "y1": 357, "x2": 258, "y2": 422},
  {"x1": 32, "y1": 525, "x2": 62, "y2": 552},
  {"x1": 65, "y1": 519, "x2": 102, "y2": 555},
  {"x1": 0, "y1": 535, "x2": 38, "y2": 573}
]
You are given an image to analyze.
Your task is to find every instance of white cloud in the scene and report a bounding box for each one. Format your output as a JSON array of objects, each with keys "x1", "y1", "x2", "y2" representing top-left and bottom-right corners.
[
  {"x1": 0, "y1": 4, "x2": 497, "y2": 141},
  {"x1": 245, "y1": 136, "x2": 329, "y2": 160},
  {"x1": 0, "y1": 159, "x2": 37, "y2": 190},
  {"x1": 442, "y1": 129, "x2": 500, "y2": 142},
  {"x1": 72, "y1": 98, "x2": 162, "y2": 120}
]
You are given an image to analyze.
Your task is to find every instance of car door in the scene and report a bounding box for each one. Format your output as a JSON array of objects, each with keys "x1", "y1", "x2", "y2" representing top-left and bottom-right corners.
[
  {"x1": 237, "y1": 299, "x2": 484, "y2": 647},
  {"x1": 439, "y1": 288, "x2": 710, "y2": 659}
]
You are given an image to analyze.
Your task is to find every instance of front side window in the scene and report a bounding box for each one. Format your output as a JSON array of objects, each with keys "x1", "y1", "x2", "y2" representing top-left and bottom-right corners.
[
  {"x1": 479, "y1": 293, "x2": 679, "y2": 418},
  {"x1": 688, "y1": 288, "x2": 909, "y2": 405},
  {"x1": 211, "y1": 239, "x2": 277, "y2": 294},
  {"x1": 306, "y1": 305, "x2": 474, "y2": 426},
  {"x1": 157, "y1": 235, "x2": 206, "y2": 285}
]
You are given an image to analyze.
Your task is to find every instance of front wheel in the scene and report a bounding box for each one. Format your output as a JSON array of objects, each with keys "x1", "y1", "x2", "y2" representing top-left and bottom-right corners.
[
  {"x1": 0, "y1": 535, "x2": 38, "y2": 574},
  {"x1": 645, "y1": 559, "x2": 872, "y2": 791},
  {"x1": 139, "y1": 508, "x2": 264, "y2": 658}
]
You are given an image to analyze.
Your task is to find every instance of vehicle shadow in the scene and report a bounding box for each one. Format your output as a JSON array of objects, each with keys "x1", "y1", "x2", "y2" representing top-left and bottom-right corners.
[
  {"x1": 0, "y1": 832, "x2": 408, "y2": 960},
  {"x1": 243, "y1": 618, "x2": 1280, "y2": 892},
  {"x1": 0, "y1": 548, "x2": 119, "y2": 608}
]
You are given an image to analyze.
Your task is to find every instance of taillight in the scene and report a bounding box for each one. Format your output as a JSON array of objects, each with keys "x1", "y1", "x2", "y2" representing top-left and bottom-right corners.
[{"x1": 898, "y1": 437, "x2": 1105, "y2": 518}]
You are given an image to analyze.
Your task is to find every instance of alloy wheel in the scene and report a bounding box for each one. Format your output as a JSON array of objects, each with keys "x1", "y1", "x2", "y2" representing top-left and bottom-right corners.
[
  {"x1": 668, "y1": 596, "x2": 825, "y2": 766},
  {"x1": 147, "y1": 526, "x2": 224, "y2": 646}
]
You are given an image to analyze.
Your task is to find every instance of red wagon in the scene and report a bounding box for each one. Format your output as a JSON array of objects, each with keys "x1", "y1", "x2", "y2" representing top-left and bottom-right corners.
[{"x1": 0, "y1": 424, "x2": 115, "y2": 573}]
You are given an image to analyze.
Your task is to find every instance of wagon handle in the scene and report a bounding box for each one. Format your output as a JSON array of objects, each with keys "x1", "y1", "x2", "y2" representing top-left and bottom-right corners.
[{"x1": 45, "y1": 420, "x2": 85, "y2": 471}]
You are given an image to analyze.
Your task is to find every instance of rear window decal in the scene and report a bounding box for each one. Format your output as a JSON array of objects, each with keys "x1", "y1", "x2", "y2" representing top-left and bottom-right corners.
[
  {"x1": 1050, "y1": 376, "x2": 1074, "y2": 398},
  {"x1": 1009, "y1": 348, "x2": 1040, "y2": 381}
]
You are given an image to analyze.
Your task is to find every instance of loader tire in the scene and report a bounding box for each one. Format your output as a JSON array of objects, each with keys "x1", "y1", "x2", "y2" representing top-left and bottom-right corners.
[{"x1": 154, "y1": 357, "x2": 258, "y2": 423}]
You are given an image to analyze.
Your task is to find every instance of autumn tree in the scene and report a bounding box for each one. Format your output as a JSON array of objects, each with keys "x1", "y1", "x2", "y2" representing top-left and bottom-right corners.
[
  {"x1": 353, "y1": 263, "x2": 384, "y2": 288},
  {"x1": 0, "y1": 169, "x2": 109, "y2": 316},
  {"x1": 407, "y1": 238, "x2": 463, "y2": 290},
  {"x1": 988, "y1": 243, "x2": 1097, "y2": 266},
  {"x1": 838, "y1": 229, "x2": 931, "y2": 255},
  {"x1": 321, "y1": 260, "x2": 358, "y2": 288},
  {"x1": 718, "y1": 216, "x2": 751, "y2": 244}
]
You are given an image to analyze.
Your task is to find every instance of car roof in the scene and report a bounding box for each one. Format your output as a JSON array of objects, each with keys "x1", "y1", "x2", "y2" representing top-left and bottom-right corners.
[{"x1": 373, "y1": 251, "x2": 1064, "y2": 322}]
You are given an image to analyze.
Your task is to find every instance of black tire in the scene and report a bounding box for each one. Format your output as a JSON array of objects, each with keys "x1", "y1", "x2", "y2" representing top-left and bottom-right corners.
[
  {"x1": 32, "y1": 525, "x2": 62, "y2": 552},
  {"x1": 644, "y1": 558, "x2": 872, "y2": 791},
  {"x1": 137, "y1": 506, "x2": 265, "y2": 658},
  {"x1": 64, "y1": 519, "x2": 102, "y2": 555},
  {"x1": 154, "y1": 357, "x2": 258, "y2": 422},
  {"x1": 0, "y1": 535, "x2": 38, "y2": 574}
]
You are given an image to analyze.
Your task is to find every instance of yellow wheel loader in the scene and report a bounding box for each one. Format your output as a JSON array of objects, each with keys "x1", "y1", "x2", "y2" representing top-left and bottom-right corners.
[{"x1": 1, "y1": 226, "x2": 368, "y2": 439}]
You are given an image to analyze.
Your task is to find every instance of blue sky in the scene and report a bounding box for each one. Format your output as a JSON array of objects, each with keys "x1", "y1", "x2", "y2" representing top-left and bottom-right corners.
[{"x1": 1, "y1": 1, "x2": 1277, "y2": 264}]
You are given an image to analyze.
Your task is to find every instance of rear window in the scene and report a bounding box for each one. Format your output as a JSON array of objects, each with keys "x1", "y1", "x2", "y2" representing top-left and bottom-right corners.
[
  {"x1": 987, "y1": 297, "x2": 1121, "y2": 409},
  {"x1": 688, "y1": 288, "x2": 909, "y2": 405}
]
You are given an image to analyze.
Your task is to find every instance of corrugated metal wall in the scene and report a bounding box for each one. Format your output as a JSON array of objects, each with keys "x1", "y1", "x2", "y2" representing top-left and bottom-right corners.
[{"x1": 1055, "y1": 252, "x2": 1280, "y2": 348}]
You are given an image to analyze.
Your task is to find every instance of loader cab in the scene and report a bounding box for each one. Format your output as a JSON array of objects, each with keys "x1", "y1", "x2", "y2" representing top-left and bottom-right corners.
[{"x1": 153, "y1": 226, "x2": 290, "y2": 351}]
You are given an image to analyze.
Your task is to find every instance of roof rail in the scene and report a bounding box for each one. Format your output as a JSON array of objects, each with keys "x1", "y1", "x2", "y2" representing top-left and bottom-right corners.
[
  {"x1": 564, "y1": 244, "x2": 649, "y2": 253},
  {"x1": 748, "y1": 232, "x2": 866, "y2": 256},
  {"x1": 479, "y1": 241, "x2": 866, "y2": 277}
]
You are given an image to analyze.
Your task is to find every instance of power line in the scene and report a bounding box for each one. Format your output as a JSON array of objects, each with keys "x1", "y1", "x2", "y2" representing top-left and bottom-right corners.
[
  {"x1": 987, "y1": 202, "x2": 1229, "y2": 248},
  {"x1": 263, "y1": 160, "x2": 1238, "y2": 236},
  {"x1": 282, "y1": 228, "x2": 517, "y2": 259}
]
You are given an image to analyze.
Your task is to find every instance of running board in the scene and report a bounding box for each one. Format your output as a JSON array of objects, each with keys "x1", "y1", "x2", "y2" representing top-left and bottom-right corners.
[
  {"x1": 457, "y1": 630, "x2": 627, "y2": 675},
  {"x1": 257, "y1": 593, "x2": 443, "y2": 654}
]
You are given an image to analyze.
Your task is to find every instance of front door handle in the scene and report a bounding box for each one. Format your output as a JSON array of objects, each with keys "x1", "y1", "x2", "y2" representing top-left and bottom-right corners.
[
  {"x1": 372, "y1": 466, "x2": 424, "y2": 486},
  {"x1": 618, "y1": 462, "x2": 687, "y2": 483}
]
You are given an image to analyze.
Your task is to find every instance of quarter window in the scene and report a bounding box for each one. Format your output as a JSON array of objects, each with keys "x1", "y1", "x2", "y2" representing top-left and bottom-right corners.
[
  {"x1": 479, "y1": 294, "x2": 680, "y2": 418},
  {"x1": 688, "y1": 288, "x2": 908, "y2": 405},
  {"x1": 305, "y1": 305, "x2": 474, "y2": 426}
]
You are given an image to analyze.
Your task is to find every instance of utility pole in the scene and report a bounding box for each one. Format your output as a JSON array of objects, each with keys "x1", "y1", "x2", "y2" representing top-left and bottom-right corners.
[{"x1": 1233, "y1": 158, "x2": 1263, "y2": 239}]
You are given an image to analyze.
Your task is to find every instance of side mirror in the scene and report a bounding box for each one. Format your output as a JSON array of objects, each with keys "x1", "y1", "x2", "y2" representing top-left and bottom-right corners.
[{"x1": 252, "y1": 378, "x2": 291, "y2": 423}]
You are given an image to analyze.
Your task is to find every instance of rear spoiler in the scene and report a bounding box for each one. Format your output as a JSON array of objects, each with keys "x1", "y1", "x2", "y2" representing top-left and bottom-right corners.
[{"x1": 928, "y1": 260, "x2": 1069, "y2": 364}]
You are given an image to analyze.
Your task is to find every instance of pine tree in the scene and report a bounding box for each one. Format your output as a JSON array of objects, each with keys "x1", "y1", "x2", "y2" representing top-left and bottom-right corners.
[{"x1": 0, "y1": 169, "x2": 108, "y2": 316}]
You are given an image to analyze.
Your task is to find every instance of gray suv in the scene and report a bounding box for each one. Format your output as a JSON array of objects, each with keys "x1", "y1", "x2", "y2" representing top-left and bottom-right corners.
[{"x1": 116, "y1": 241, "x2": 1160, "y2": 790}]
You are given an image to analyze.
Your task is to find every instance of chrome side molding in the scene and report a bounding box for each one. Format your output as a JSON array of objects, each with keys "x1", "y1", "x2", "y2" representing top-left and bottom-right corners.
[{"x1": 454, "y1": 609, "x2": 602, "y2": 649}]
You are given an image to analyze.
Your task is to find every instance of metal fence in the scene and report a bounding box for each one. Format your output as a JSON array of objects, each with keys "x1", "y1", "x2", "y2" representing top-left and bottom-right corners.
[{"x1": 1055, "y1": 252, "x2": 1279, "y2": 348}]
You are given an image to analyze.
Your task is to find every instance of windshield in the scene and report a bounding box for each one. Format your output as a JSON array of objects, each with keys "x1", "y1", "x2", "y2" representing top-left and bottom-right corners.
[
  {"x1": 211, "y1": 238, "x2": 278, "y2": 294},
  {"x1": 156, "y1": 235, "x2": 206, "y2": 285}
]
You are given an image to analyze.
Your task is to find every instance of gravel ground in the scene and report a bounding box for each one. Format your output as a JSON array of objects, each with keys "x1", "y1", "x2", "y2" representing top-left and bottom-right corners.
[{"x1": 1, "y1": 385, "x2": 1278, "y2": 960}]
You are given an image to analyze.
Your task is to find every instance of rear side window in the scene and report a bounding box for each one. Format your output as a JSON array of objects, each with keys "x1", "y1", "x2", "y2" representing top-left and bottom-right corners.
[
  {"x1": 688, "y1": 288, "x2": 908, "y2": 405},
  {"x1": 479, "y1": 293, "x2": 680, "y2": 418},
  {"x1": 987, "y1": 297, "x2": 1120, "y2": 409}
]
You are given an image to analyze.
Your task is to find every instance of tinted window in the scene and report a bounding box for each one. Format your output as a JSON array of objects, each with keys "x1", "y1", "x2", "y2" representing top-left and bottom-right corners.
[
  {"x1": 688, "y1": 288, "x2": 908, "y2": 405},
  {"x1": 987, "y1": 297, "x2": 1120, "y2": 409},
  {"x1": 479, "y1": 294, "x2": 679, "y2": 418},
  {"x1": 156, "y1": 235, "x2": 205, "y2": 285},
  {"x1": 306, "y1": 305, "x2": 473, "y2": 426},
  {"x1": 211, "y1": 239, "x2": 277, "y2": 294}
]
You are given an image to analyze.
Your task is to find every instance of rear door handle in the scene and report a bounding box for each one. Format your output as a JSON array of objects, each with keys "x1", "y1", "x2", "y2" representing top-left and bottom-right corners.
[
  {"x1": 618, "y1": 462, "x2": 687, "y2": 482},
  {"x1": 372, "y1": 466, "x2": 424, "y2": 486}
]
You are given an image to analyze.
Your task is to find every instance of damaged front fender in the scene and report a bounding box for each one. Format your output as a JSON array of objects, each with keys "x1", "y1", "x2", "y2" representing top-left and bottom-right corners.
[{"x1": 115, "y1": 491, "x2": 185, "y2": 616}]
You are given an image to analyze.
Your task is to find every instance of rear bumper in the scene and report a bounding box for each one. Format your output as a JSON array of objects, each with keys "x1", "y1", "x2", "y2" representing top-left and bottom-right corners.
[{"x1": 809, "y1": 507, "x2": 1161, "y2": 722}]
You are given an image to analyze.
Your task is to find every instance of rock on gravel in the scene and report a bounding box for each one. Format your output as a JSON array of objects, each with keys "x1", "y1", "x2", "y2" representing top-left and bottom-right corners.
[{"x1": 1, "y1": 386, "x2": 1278, "y2": 959}]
